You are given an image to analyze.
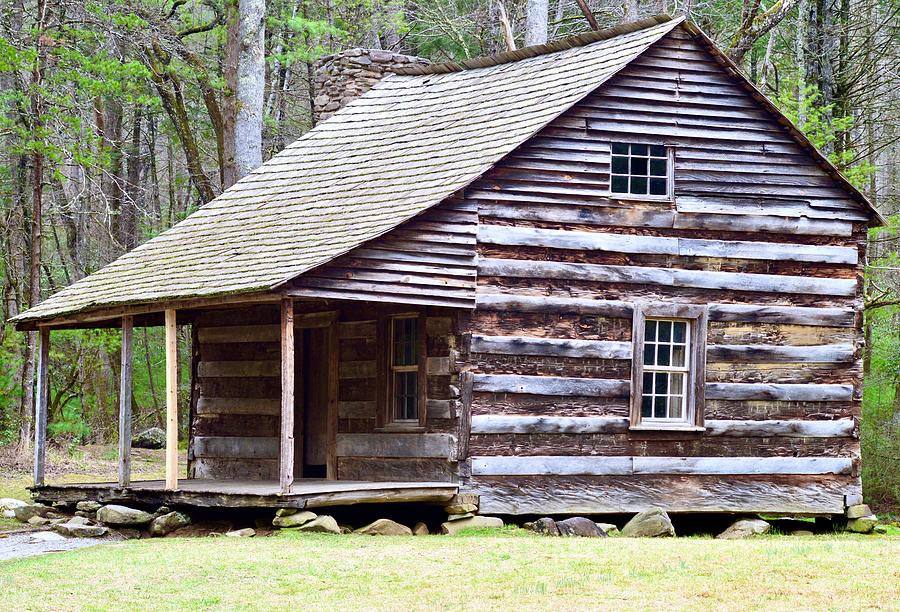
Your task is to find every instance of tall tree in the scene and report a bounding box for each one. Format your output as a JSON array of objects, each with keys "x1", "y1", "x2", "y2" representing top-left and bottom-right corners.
[
  {"x1": 525, "y1": 0, "x2": 549, "y2": 46},
  {"x1": 223, "y1": 0, "x2": 266, "y2": 189}
]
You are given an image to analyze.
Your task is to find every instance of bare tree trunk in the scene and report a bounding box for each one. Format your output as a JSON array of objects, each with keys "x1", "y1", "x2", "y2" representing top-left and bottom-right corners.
[
  {"x1": 122, "y1": 106, "x2": 142, "y2": 251},
  {"x1": 525, "y1": 0, "x2": 549, "y2": 46},
  {"x1": 21, "y1": 0, "x2": 49, "y2": 452},
  {"x1": 223, "y1": 0, "x2": 266, "y2": 189}
]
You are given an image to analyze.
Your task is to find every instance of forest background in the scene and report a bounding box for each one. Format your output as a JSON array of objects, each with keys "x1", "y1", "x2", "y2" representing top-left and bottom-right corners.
[{"x1": 0, "y1": 0, "x2": 897, "y2": 510}]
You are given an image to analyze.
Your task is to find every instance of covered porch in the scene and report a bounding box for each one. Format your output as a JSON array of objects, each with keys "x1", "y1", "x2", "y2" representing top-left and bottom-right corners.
[{"x1": 23, "y1": 291, "x2": 466, "y2": 508}]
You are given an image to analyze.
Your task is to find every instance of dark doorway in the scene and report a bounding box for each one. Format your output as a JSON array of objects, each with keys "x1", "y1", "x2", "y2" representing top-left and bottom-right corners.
[{"x1": 295, "y1": 327, "x2": 330, "y2": 478}]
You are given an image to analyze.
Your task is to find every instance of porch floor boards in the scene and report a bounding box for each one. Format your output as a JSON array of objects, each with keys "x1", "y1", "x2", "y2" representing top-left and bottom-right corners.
[{"x1": 32, "y1": 478, "x2": 459, "y2": 509}]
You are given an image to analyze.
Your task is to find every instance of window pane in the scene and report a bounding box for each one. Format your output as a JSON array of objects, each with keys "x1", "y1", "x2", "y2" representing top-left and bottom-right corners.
[
  {"x1": 643, "y1": 344, "x2": 655, "y2": 365},
  {"x1": 655, "y1": 372, "x2": 668, "y2": 394},
  {"x1": 649, "y1": 178, "x2": 667, "y2": 196},
  {"x1": 649, "y1": 145, "x2": 666, "y2": 157},
  {"x1": 611, "y1": 175, "x2": 628, "y2": 193},
  {"x1": 669, "y1": 396, "x2": 683, "y2": 419},
  {"x1": 658, "y1": 321, "x2": 671, "y2": 342},
  {"x1": 612, "y1": 142, "x2": 629, "y2": 155},
  {"x1": 630, "y1": 176, "x2": 647, "y2": 194},
  {"x1": 394, "y1": 371, "x2": 418, "y2": 420},
  {"x1": 612, "y1": 156, "x2": 628, "y2": 174},
  {"x1": 393, "y1": 318, "x2": 417, "y2": 366},
  {"x1": 657, "y1": 344, "x2": 670, "y2": 366},
  {"x1": 630, "y1": 157, "x2": 648, "y2": 175},
  {"x1": 653, "y1": 396, "x2": 666, "y2": 418},
  {"x1": 644, "y1": 320, "x2": 657, "y2": 341},
  {"x1": 650, "y1": 158, "x2": 667, "y2": 176},
  {"x1": 641, "y1": 396, "x2": 652, "y2": 418},
  {"x1": 673, "y1": 322, "x2": 686, "y2": 343},
  {"x1": 642, "y1": 372, "x2": 653, "y2": 393},
  {"x1": 631, "y1": 144, "x2": 648, "y2": 156},
  {"x1": 672, "y1": 345, "x2": 685, "y2": 367},
  {"x1": 670, "y1": 372, "x2": 684, "y2": 395}
]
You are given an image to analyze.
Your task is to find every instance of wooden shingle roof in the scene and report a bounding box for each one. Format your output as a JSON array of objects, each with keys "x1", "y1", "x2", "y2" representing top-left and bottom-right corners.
[{"x1": 14, "y1": 16, "x2": 680, "y2": 325}]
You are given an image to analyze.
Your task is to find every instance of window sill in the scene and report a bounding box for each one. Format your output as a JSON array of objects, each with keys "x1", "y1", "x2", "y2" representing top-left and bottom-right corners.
[
  {"x1": 629, "y1": 424, "x2": 706, "y2": 433},
  {"x1": 609, "y1": 194, "x2": 673, "y2": 203}
]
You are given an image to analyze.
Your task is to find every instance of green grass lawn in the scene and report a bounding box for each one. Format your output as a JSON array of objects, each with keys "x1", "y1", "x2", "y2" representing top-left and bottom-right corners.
[{"x1": 1, "y1": 530, "x2": 898, "y2": 610}]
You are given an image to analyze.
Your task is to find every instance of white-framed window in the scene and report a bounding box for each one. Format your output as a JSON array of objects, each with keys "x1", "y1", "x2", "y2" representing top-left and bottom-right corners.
[
  {"x1": 641, "y1": 319, "x2": 690, "y2": 421},
  {"x1": 630, "y1": 303, "x2": 707, "y2": 430},
  {"x1": 610, "y1": 143, "x2": 672, "y2": 200}
]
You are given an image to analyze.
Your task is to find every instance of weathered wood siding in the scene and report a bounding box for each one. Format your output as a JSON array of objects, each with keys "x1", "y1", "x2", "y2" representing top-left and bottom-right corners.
[
  {"x1": 188, "y1": 303, "x2": 462, "y2": 483},
  {"x1": 190, "y1": 305, "x2": 282, "y2": 480},
  {"x1": 459, "y1": 26, "x2": 866, "y2": 515},
  {"x1": 335, "y1": 307, "x2": 460, "y2": 482},
  {"x1": 288, "y1": 200, "x2": 477, "y2": 309}
]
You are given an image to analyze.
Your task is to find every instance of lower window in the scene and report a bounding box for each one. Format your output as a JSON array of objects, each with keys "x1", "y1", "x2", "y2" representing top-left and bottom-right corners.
[{"x1": 631, "y1": 305, "x2": 707, "y2": 430}]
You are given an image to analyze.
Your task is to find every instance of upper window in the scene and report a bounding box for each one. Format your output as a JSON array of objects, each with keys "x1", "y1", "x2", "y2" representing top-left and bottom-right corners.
[
  {"x1": 631, "y1": 304, "x2": 707, "y2": 430},
  {"x1": 610, "y1": 143, "x2": 671, "y2": 199}
]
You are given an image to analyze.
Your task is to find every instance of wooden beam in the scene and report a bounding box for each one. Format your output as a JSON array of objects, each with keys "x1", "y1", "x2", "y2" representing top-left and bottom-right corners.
[
  {"x1": 194, "y1": 436, "x2": 279, "y2": 459},
  {"x1": 326, "y1": 318, "x2": 339, "y2": 479},
  {"x1": 470, "y1": 334, "x2": 632, "y2": 359},
  {"x1": 33, "y1": 327, "x2": 50, "y2": 487},
  {"x1": 164, "y1": 309, "x2": 178, "y2": 491},
  {"x1": 705, "y1": 382, "x2": 854, "y2": 402},
  {"x1": 335, "y1": 433, "x2": 456, "y2": 459},
  {"x1": 471, "y1": 474, "x2": 855, "y2": 515},
  {"x1": 470, "y1": 455, "x2": 853, "y2": 476},
  {"x1": 707, "y1": 343, "x2": 855, "y2": 363},
  {"x1": 118, "y1": 316, "x2": 133, "y2": 487},
  {"x1": 472, "y1": 373, "x2": 630, "y2": 397},
  {"x1": 470, "y1": 415, "x2": 855, "y2": 438},
  {"x1": 478, "y1": 258, "x2": 857, "y2": 297},
  {"x1": 280, "y1": 298, "x2": 295, "y2": 493},
  {"x1": 478, "y1": 224, "x2": 857, "y2": 264},
  {"x1": 457, "y1": 371, "x2": 474, "y2": 461},
  {"x1": 475, "y1": 293, "x2": 856, "y2": 327}
]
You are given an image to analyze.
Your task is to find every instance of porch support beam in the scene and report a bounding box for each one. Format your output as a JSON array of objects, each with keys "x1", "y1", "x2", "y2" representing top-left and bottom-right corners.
[
  {"x1": 118, "y1": 315, "x2": 133, "y2": 487},
  {"x1": 280, "y1": 298, "x2": 295, "y2": 493},
  {"x1": 165, "y1": 309, "x2": 178, "y2": 491},
  {"x1": 33, "y1": 327, "x2": 50, "y2": 487}
]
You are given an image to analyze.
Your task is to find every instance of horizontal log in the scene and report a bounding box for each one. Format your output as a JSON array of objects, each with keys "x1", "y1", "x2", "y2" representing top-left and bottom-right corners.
[
  {"x1": 426, "y1": 399, "x2": 455, "y2": 419},
  {"x1": 426, "y1": 356, "x2": 451, "y2": 375},
  {"x1": 476, "y1": 201, "x2": 853, "y2": 237},
  {"x1": 471, "y1": 455, "x2": 852, "y2": 476},
  {"x1": 476, "y1": 294, "x2": 856, "y2": 327},
  {"x1": 196, "y1": 397, "x2": 281, "y2": 415},
  {"x1": 706, "y1": 383, "x2": 854, "y2": 402},
  {"x1": 469, "y1": 474, "x2": 856, "y2": 514},
  {"x1": 470, "y1": 335, "x2": 632, "y2": 359},
  {"x1": 707, "y1": 304, "x2": 856, "y2": 327},
  {"x1": 473, "y1": 373, "x2": 630, "y2": 397},
  {"x1": 193, "y1": 436, "x2": 279, "y2": 459},
  {"x1": 338, "y1": 400, "x2": 375, "y2": 419},
  {"x1": 476, "y1": 293, "x2": 633, "y2": 317},
  {"x1": 478, "y1": 224, "x2": 857, "y2": 264},
  {"x1": 470, "y1": 415, "x2": 855, "y2": 438},
  {"x1": 338, "y1": 320, "x2": 376, "y2": 339},
  {"x1": 478, "y1": 259, "x2": 856, "y2": 297},
  {"x1": 339, "y1": 360, "x2": 376, "y2": 379},
  {"x1": 198, "y1": 325, "x2": 279, "y2": 344},
  {"x1": 198, "y1": 361, "x2": 280, "y2": 378},
  {"x1": 335, "y1": 433, "x2": 456, "y2": 459},
  {"x1": 471, "y1": 415, "x2": 630, "y2": 434},
  {"x1": 707, "y1": 344, "x2": 855, "y2": 363}
]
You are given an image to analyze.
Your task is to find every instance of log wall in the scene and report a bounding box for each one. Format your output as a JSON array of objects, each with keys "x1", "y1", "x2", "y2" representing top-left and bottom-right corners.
[
  {"x1": 188, "y1": 303, "x2": 462, "y2": 483},
  {"x1": 457, "y1": 26, "x2": 867, "y2": 515}
]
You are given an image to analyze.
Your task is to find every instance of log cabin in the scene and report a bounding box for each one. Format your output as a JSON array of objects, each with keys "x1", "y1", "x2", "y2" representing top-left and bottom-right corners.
[{"x1": 14, "y1": 15, "x2": 881, "y2": 517}]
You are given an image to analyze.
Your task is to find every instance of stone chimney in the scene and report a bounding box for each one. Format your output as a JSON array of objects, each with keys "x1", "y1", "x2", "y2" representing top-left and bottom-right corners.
[{"x1": 313, "y1": 49, "x2": 431, "y2": 123}]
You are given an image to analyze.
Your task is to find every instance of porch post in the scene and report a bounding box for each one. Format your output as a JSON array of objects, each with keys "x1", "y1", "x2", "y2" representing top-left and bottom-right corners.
[
  {"x1": 279, "y1": 298, "x2": 295, "y2": 493},
  {"x1": 118, "y1": 315, "x2": 133, "y2": 487},
  {"x1": 33, "y1": 327, "x2": 49, "y2": 487},
  {"x1": 165, "y1": 309, "x2": 178, "y2": 491}
]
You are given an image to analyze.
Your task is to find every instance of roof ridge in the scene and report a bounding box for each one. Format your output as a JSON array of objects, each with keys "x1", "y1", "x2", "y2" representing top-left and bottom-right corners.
[{"x1": 393, "y1": 14, "x2": 678, "y2": 76}]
